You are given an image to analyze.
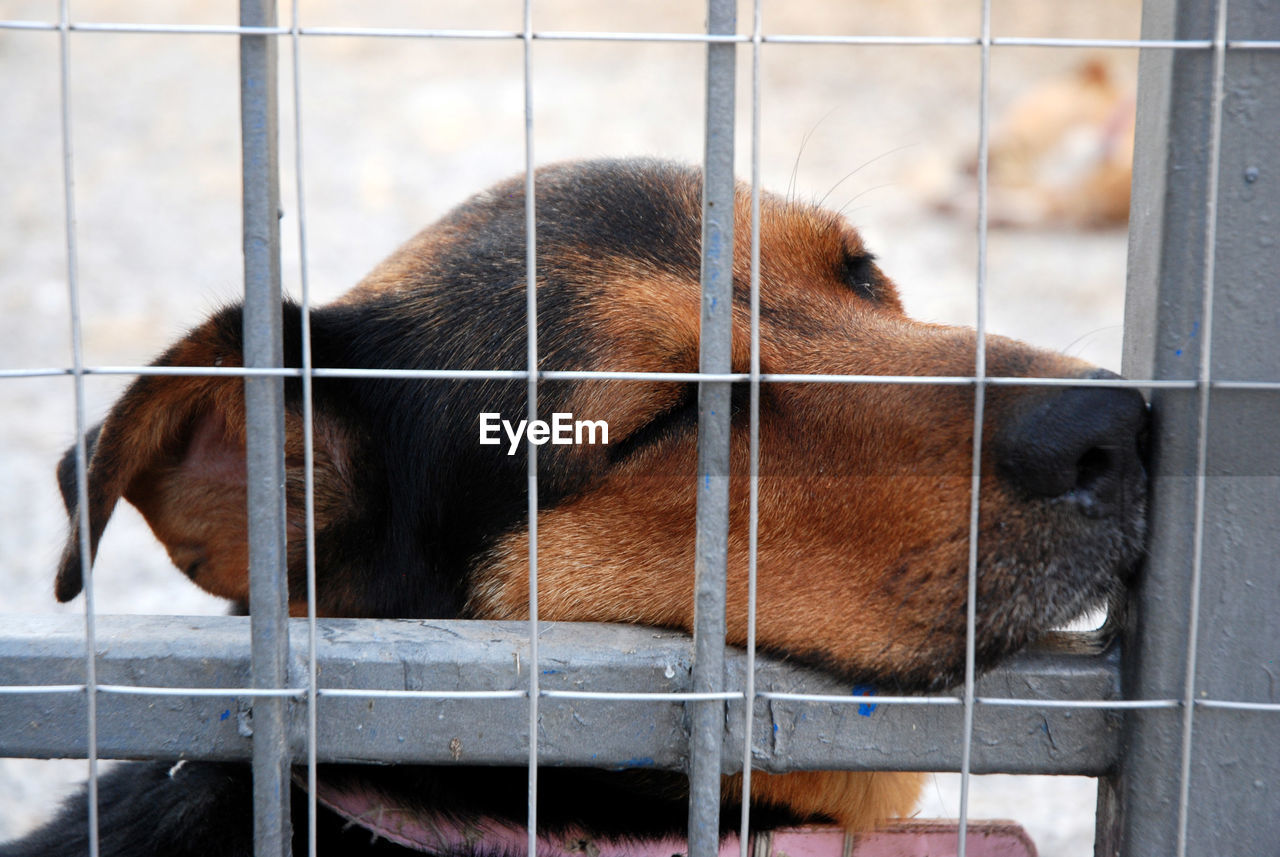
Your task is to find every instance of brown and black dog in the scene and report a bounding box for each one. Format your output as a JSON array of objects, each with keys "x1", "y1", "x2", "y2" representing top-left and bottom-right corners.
[{"x1": 5, "y1": 159, "x2": 1147, "y2": 857}]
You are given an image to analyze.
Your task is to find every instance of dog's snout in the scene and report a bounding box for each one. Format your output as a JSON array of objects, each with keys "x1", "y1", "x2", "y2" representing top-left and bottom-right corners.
[{"x1": 996, "y1": 370, "x2": 1148, "y2": 516}]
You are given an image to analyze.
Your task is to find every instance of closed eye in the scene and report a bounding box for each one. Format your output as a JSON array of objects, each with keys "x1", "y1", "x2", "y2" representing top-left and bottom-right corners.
[
  {"x1": 606, "y1": 384, "x2": 697, "y2": 464},
  {"x1": 840, "y1": 251, "x2": 880, "y2": 301}
]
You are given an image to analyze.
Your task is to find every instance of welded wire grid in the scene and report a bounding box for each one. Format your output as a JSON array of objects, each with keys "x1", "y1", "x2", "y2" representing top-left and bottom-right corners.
[{"x1": 2, "y1": 2, "x2": 1278, "y2": 857}]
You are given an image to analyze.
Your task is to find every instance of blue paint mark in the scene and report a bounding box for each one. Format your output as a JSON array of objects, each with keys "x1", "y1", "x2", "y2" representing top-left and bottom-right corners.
[
  {"x1": 541, "y1": 669, "x2": 560, "y2": 675},
  {"x1": 220, "y1": 709, "x2": 231, "y2": 722},
  {"x1": 1175, "y1": 321, "x2": 1201, "y2": 357},
  {"x1": 852, "y1": 685, "x2": 877, "y2": 717},
  {"x1": 773, "y1": 723, "x2": 779, "y2": 734},
  {"x1": 711, "y1": 297, "x2": 718, "y2": 310},
  {"x1": 618, "y1": 757, "x2": 656, "y2": 768},
  {"x1": 705, "y1": 474, "x2": 711, "y2": 489}
]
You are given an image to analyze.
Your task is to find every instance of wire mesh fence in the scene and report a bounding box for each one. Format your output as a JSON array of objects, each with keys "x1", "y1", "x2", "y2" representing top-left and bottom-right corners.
[{"x1": 0, "y1": 2, "x2": 1276, "y2": 856}]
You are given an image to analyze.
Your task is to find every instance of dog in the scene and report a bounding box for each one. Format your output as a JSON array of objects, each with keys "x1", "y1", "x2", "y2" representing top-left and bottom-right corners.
[
  {"x1": 938, "y1": 59, "x2": 1136, "y2": 229},
  {"x1": 2, "y1": 158, "x2": 1148, "y2": 857}
]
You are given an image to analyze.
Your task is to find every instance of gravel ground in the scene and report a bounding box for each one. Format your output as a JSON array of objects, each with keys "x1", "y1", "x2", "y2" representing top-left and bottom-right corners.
[{"x1": 1, "y1": 1, "x2": 1140, "y2": 852}]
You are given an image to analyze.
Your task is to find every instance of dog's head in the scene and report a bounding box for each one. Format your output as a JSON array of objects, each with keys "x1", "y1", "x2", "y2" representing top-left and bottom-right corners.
[{"x1": 54, "y1": 159, "x2": 1146, "y2": 694}]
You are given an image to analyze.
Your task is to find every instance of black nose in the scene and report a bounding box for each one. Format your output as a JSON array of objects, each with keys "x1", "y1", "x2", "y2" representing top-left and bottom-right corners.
[{"x1": 995, "y1": 370, "x2": 1148, "y2": 516}]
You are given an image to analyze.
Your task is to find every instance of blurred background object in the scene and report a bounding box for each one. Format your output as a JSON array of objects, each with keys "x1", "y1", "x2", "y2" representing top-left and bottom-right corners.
[{"x1": 936, "y1": 58, "x2": 1136, "y2": 228}]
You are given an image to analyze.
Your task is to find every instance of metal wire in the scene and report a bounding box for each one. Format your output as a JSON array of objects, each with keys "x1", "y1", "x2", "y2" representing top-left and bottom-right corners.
[
  {"x1": 759, "y1": 692, "x2": 963, "y2": 706},
  {"x1": 1175, "y1": 2, "x2": 1230, "y2": 854},
  {"x1": 738, "y1": 2, "x2": 765, "y2": 855},
  {"x1": 976, "y1": 697, "x2": 1181, "y2": 710},
  {"x1": 956, "y1": 1, "x2": 993, "y2": 853},
  {"x1": 541, "y1": 690, "x2": 740, "y2": 702},
  {"x1": 321, "y1": 688, "x2": 527, "y2": 700},
  {"x1": 287, "y1": 2, "x2": 321, "y2": 855},
  {"x1": 16, "y1": 363, "x2": 1280, "y2": 390},
  {"x1": 0, "y1": 683, "x2": 1208, "y2": 710},
  {"x1": 1195, "y1": 699, "x2": 1280, "y2": 712},
  {"x1": 97, "y1": 685, "x2": 306, "y2": 698},
  {"x1": 56, "y1": 1, "x2": 100, "y2": 854},
  {"x1": 522, "y1": 4, "x2": 540, "y2": 856},
  {"x1": 8, "y1": 17, "x2": 1278, "y2": 52}
]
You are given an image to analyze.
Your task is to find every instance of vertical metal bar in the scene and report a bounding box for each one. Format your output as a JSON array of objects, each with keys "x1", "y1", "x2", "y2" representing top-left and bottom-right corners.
[
  {"x1": 240, "y1": 2, "x2": 291, "y2": 856},
  {"x1": 287, "y1": 3, "x2": 318, "y2": 856},
  {"x1": 522, "y1": 3, "x2": 540, "y2": 857},
  {"x1": 737, "y1": 2, "x2": 763, "y2": 855},
  {"x1": 957, "y1": 1, "x2": 993, "y2": 855},
  {"x1": 1100, "y1": 1, "x2": 1280, "y2": 855},
  {"x1": 689, "y1": 1, "x2": 736, "y2": 856},
  {"x1": 1173, "y1": 6, "x2": 1229, "y2": 854},
  {"x1": 57, "y1": 3, "x2": 99, "y2": 856}
]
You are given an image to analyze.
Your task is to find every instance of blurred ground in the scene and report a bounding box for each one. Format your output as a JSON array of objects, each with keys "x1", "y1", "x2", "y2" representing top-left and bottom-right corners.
[{"x1": 0, "y1": 0, "x2": 1141, "y2": 852}]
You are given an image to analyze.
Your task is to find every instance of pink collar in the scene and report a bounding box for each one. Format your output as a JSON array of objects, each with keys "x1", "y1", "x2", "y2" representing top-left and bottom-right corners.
[
  {"x1": 313, "y1": 778, "x2": 729, "y2": 857},
  {"x1": 312, "y1": 779, "x2": 1037, "y2": 857}
]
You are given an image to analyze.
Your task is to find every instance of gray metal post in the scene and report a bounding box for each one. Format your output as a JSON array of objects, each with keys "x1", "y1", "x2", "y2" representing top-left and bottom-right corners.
[
  {"x1": 1099, "y1": 1, "x2": 1280, "y2": 855},
  {"x1": 688, "y1": 2, "x2": 736, "y2": 857},
  {"x1": 239, "y1": 2, "x2": 292, "y2": 856}
]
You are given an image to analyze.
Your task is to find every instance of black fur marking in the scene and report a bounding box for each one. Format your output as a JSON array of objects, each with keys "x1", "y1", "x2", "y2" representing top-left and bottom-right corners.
[
  {"x1": 0, "y1": 763, "x2": 253, "y2": 857},
  {"x1": 606, "y1": 384, "x2": 697, "y2": 464},
  {"x1": 56, "y1": 424, "x2": 102, "y2": 518}
]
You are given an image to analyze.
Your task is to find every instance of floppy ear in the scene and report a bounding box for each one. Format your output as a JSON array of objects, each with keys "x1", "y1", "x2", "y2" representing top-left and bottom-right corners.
[
  {"x1": 54, "y1": 305, "x2": 354, "y2": 609},
  {"x1": 54, "y1": 309, "x2": 251, "y2": 603}
]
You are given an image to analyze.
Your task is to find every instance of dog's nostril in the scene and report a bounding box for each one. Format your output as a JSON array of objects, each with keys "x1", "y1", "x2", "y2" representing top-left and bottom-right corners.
[
  {"x1": 996, "y1": 379, "x2": 1147, "y2": 511},
  {"x1": 1075, "y1": 446, "x2": 1112, "y2": 493}
]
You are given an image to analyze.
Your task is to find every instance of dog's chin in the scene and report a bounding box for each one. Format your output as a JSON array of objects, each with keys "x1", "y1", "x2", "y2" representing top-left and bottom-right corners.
[
  {"x1": 991, "y1": 540, "x2": 1138, "y2": 636},
  {"x1": 960, "y1": 488, "x2": 1147, "y2": 668},
  {"x1": 783, "y1": 544, "x2": 1141, "y2": 696}
]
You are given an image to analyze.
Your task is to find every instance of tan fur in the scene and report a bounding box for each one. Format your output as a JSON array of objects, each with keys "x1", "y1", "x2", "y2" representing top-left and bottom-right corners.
[{"x1": 724, "y1": 771, "x2": 926, "y2": 832}]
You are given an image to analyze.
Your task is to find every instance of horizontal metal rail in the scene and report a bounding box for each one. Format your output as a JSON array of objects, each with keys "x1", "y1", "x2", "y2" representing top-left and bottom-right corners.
[
  {"x1": 5, "y1": 364, "x2": 1280, "y2": 392},
  {"x1": 3, "y1": 18, "x2": 1279, "y2": 52},
  {"x1": 0, "y1": 614, "x2": 1122, "y2": 776}
]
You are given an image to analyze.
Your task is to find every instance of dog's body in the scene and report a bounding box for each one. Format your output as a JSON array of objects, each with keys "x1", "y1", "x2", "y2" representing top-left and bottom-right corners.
[
  {"x1": 3, "y1": 159, "x2": 1148, "y2": 857},
  {"x1": 946, "y1": 59, "x2": 1136, "y2": 229}
]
